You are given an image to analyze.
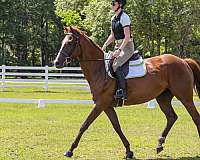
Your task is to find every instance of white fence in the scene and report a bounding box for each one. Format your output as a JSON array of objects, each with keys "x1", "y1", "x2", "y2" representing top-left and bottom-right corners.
[
  {"x1": 0, "y1": 65, "x2": 199, "y2": 107},
  {"x1": 0, "y1": 98, "x2": 198, "y2": 108},
  {"x1": 0, "y1": 98, "x2": 93, "y2": 108},
  {"x1": 0, "y1": 65, "x2": 88, "y2": 91}
]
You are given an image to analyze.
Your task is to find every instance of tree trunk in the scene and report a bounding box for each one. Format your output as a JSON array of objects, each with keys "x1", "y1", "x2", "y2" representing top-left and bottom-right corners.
[
  {"x1": 0, "y1": 37, "x2": 5, "y2": 65},
  {"x1": 157, "y1": 33, "x2": 161, "y2": 55},
  {"x1": 32, "y1": 48, "x2": 35, "y2": 66},
  {"x1": 156, "y1": 8, "x2": 161, "y2": 55},
  {"x1": 45, "y1": 19, "x2": 49, "y2": 65},
  {"x1": 164, "y1": 36, "x2": 168, "y2": 54}
]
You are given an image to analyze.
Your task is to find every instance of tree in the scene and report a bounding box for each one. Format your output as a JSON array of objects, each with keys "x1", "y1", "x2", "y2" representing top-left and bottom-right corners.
[
  {"x1": 1, "y1": 0, "x2": 199, "y2": 66},
  {"x1": 0, "y1": 0, "x2": 63, "y2": 66},
  {"x1": 83, "y1": 0, "x2": 112, "y2": 45}
]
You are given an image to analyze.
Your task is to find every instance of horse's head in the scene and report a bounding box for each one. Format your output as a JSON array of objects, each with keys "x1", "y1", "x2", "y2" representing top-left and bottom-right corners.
[{"x1": 54, "y1": 27, "x2": 82, "y2": 68}]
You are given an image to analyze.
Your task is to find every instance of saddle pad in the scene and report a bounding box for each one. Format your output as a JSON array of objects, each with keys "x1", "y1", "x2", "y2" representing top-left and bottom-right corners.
[
  {"x1": 104, "y1": 51, "x2": 147, "y2": 79},
  {"x1": 125, "y1": 58, "x2": 146, "y2": 79}
]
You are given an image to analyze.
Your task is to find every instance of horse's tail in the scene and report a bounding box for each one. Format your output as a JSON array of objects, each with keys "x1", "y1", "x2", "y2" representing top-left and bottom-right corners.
[{"x1": 184, "y1": 58, "x2": 200, "y2": 99}]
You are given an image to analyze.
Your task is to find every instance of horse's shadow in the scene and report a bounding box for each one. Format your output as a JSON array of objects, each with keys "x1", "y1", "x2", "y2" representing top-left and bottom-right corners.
[{"x1": 130, "y1": 156, "x2": 200, "y2": 160}]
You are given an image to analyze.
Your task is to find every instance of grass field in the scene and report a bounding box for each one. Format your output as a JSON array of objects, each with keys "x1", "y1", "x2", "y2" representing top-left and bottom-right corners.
[
  {"x1": 0, "y1": 88, "x2": 91, "y2": 100},
  {"x1": 0, "y1": 86, "x2": 199, "y2": 101},
  {"x1": 0, "y1": 88, "x2": 200, "y2": 160}
]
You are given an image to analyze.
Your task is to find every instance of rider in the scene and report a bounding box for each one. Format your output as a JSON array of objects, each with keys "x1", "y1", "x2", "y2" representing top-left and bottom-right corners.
[{"x1": 102, "y1": 0, "x2": 135, "y2": 100}]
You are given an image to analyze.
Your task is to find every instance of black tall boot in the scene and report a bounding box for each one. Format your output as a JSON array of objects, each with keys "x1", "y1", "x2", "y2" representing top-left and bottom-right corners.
[{"x1": 115, "y1": 67, "x2": 127, "y2": 100}]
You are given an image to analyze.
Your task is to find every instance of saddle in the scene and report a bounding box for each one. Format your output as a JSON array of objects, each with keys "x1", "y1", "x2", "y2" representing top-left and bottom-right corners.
[
  {"x1": 104, "y1": 50, "x2": 147, "y2": 107},
  {"x1": 104, "y1": 50, "x2": 147, "y2": 79}
]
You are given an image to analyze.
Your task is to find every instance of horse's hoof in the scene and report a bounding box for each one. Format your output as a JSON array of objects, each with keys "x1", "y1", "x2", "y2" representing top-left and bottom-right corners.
[
  {"x1": 126, "y1": 151, "x2": 134, "y2": 159},
  {"x1": 156, "y1": 146, "x2": 163, "y2": 154},
  {"x1": 64, "y1": 150, "x2": 73, "y2": 157}
]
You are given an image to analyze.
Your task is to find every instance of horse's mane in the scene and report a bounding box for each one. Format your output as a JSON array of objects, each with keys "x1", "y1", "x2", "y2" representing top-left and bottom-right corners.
[
  {"x1": 66, "y1": 26, "x2": 104, "y2": 54},
  {"x1": 84, "y1": 34, "x2": 104, "y2": 54}
]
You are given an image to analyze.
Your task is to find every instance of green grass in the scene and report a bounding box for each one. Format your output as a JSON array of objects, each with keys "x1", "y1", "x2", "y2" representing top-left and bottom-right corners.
[
  {"x1": 0, "y1": 88, "x2": 91, "y2": 100},
  {"x1": 1, "y1": 85, "x2": 199, "y2": 101},
  {"x1": 4, "y1": 82, "x2": 87, "y2": 87},
  {"x1": 0, "y1": 103, "x2": 200, "y2": 160},
  {"x1": 0, "y1": 88, "x2": 199, "y2": 159}
]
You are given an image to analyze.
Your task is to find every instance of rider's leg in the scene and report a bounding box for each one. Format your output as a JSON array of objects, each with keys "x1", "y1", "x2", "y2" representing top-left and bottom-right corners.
[
  {"x1": 115, "y1": 66, "x2": 127, "y2": 100},
  {"x1": 112, "y1": 41, "x2": 135, "y2": 100}
]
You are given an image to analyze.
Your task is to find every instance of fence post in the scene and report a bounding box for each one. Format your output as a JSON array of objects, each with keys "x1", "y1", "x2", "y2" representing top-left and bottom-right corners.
[
  {"x1": 44, "y1": 65, "x2": 48, "y2": 91},
  {"x1": 1, "y1": 65, "x2": 6, "y2": 91},
  {"x1": 38, "y1": 99, "x2": 46, "y2": 108},
  {"x1": 147, "y1": 99, "x2": 157, "y2": 109}
]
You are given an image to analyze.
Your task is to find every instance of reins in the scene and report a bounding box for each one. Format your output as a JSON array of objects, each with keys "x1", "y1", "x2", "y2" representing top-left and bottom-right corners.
[
  {"x1": 79, "y1": 58, "x2": 112, "y2": 62},
  {"x1": 76, "y1": 34, "x2": 112, "y2": 62}
]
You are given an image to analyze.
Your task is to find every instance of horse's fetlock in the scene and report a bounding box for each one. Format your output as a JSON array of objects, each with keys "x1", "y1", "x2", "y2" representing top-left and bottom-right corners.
[
  {"x1": 72, "y1": 142, "x2": 77, "y2": 149},
  {"x1": 158, "y1": 136, "x2": 165, "y2": 144}
]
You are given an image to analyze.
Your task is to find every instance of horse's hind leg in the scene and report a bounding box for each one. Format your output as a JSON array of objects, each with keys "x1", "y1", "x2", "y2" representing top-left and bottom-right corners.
[
  {"x1": 171, "y1": 78, "x2": 200, "y2": 137},
  {"x1": 178, "y1": 96, "x2": 200, "y2": 137},
  {"x1": 156, "y1": 89, "x2": 178, "y2": 154},
  {"x1": 169, "y1": 63, "x2": 200, "y2": 137}
]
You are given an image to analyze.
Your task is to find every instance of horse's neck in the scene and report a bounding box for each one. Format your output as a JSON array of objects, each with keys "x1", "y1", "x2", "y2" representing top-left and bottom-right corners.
[{"x1": 79, "y1": 37, "x2": 106, "y2": 93}]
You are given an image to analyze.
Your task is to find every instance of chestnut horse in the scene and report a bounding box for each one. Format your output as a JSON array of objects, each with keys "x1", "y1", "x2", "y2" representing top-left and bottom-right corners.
[{"x1": 54, "y1": 27, "x2": 200, "y2": 159}]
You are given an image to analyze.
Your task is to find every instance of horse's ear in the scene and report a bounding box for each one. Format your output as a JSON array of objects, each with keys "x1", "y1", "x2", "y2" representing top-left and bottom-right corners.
[
  {"x1": 70, "y1": 26, "x2": 81, "y2": 36},
  {"x1": 82, "y1": 31, "x2": 87, "y2": 35},
  {"x1": 64, "y1": 26, "x2": 70, "y2": 34},
  {"x1": 69, "y1": 26, "x2": 76, "y2": 34},
  {"x1": 69, "y1": 26, "x2": 73, "y2": 31}
]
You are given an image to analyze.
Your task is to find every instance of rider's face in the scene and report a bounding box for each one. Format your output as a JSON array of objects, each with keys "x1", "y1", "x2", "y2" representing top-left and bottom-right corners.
[{"x1": 111, "y1": 1, "x2": 119, "y2": 12}]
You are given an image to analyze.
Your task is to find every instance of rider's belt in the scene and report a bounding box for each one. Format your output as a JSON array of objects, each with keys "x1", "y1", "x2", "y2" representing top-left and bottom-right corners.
[{"x1": 115, "y1": 38, "x2": 133, "y2": 44}]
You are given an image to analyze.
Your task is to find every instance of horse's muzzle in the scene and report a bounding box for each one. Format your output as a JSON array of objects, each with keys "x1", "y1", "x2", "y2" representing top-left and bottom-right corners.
[
  {"x1": 54, "y1": 60, "x2": 63, "y2": 69},
  {"x1": 66, "y1": 57, "x2": 72, "y2": 64}
]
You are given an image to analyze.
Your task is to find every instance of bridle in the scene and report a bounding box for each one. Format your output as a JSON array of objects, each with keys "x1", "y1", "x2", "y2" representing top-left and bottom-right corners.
[
  {"x1": 58, "y1": 30, "x2": 112, "y2": 80},
  {"x1": 62, "y1": 32, "x2": 112, "y2": 63},
  {"x1": 59, "y1": 32, "x2": 80, "y2": 64}
]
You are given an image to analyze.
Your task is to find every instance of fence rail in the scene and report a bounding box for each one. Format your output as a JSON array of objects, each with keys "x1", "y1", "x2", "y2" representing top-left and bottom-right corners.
[
  {"x1": 0, "y1": 65, "x2": 87, "y2": 91},
  {"x1": 0, "y1": 98, "x2": 93, "y2": 108},
  {"x1": 0, "y1": 98, "x2": 198, "y2": 108}
]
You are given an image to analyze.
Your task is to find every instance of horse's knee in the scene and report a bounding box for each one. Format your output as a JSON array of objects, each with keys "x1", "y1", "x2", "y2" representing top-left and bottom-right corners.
[{"x1": 167, "y1": 113, "x2": 178, "y2": 123}]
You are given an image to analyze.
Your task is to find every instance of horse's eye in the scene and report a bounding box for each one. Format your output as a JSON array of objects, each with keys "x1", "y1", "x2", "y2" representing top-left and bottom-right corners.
[{"x1": 68, "y1": 36, "x2": 73, "y2": 42}]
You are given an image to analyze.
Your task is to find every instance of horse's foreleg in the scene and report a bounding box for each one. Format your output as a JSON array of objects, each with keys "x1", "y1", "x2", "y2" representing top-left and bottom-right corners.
[
  {"x1": 64, "y1": 105, "x2": 103, "y2": 157},
  {"x1": 104, "y1": 107, "x2": 134, "y2": 159}
]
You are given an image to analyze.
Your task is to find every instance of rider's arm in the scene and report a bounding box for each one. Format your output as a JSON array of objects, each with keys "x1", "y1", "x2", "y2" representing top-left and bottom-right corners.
[
  {"x1": 118, "y1": 26, "x2": 130, "y2": 51},
  {"x1": 102, "y1": 30, "x2": 115, "y2": 51}
]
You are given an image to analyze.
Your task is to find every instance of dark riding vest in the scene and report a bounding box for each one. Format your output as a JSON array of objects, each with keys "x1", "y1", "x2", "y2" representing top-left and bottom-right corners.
[{"x1": 112, "y1": 11, "x2": 132, "y2": 40}]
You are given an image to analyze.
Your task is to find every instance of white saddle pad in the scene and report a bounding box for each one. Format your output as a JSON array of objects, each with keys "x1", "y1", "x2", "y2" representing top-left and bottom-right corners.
[{"x1": 104, "y1": 51, "x2": 147, "y2": 79}]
